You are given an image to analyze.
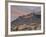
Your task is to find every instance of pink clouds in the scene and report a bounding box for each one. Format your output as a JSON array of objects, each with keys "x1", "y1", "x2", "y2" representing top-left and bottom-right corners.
[{"x1": 11, "y1": 7, "x2": 31, "y2": 17}]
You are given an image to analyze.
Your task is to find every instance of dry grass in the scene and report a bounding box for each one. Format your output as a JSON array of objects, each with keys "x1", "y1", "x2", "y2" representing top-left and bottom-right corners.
[{"x1": 11, "y1": 23, "x2": 41, "y2": 31}]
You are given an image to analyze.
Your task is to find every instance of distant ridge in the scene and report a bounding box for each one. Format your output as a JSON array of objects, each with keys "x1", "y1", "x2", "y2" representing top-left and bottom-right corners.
[{"x1": 11, "y1": 13, "x2": 33, "y2": 25}]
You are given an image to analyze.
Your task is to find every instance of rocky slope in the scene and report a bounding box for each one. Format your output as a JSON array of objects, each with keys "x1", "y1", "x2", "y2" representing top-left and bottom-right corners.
[{"x1": 11, "y1": 13, "x2": 41, "y2": 31}]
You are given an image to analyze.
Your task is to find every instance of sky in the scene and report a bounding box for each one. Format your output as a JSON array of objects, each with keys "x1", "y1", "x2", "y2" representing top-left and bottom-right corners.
[{"x1": 11, "y1": 5, "x2": 41, "y2": 21}]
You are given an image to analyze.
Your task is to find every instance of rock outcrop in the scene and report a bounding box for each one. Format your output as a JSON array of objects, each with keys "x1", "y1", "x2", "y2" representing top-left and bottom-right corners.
[{"x1": 11, "y1": 13, "x2": 41, "y2": 31}]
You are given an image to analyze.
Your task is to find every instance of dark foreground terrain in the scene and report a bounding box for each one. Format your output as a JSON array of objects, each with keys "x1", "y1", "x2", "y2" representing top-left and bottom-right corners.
[{"x1": 11, "y1": 13, "x2": 41, "y2": 31}]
